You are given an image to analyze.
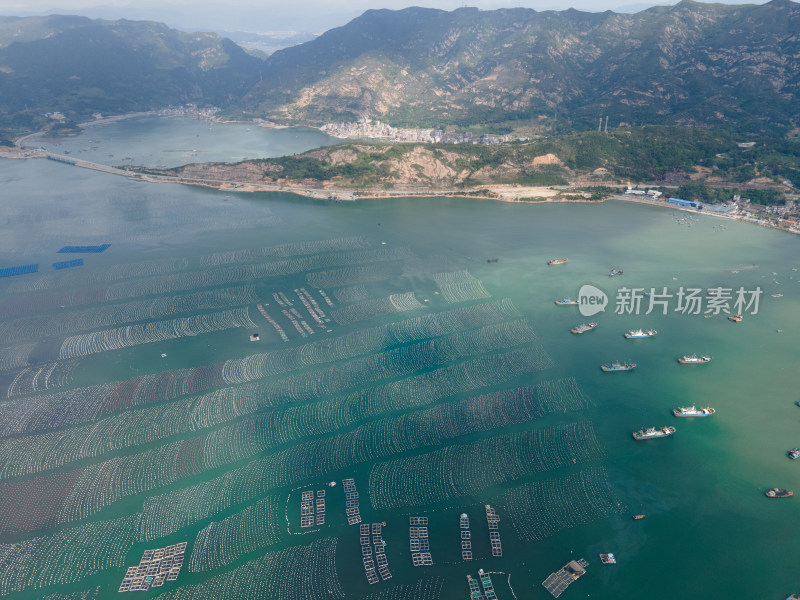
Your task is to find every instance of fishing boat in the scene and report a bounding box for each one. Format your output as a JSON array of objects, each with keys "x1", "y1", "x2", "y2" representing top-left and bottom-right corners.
[
  {"x1": 601, "y1": 361, "x2": 636, "y2": 372},
  {"x1": 677, "y1": 354, "x2": 712, "y2": 364},
  {"x1": 599, "y1": 554, "x2": 616, "y2": 564},
  {"x1": 673, "y1": 405, "x2": 715, "y2": 417},
  {"x1": 632, "y1": 426, "x2": 675, "y2": 440},
  {"x1": 571, "y1": 322, "x2": 598, "y2": 334},
  {"x1": 548, "y1": 258, "x2": 568, "y2": 266},
  {"x1": 788, "y1": 448, "x2": 800, "y2": 460},
  {"x1": 632, "y1": 514, "x2": 645, "y2": 520},
  {"x1": 625, "y1": 328, "x2": 657, "y2": 339},
  {"x1": 609, "y1": 268, "x2": 623, "y2": 277},
  {"x1": 554, "y1": 298, "x2": 580, "y2": 305},
  {"x1": 765, "y1": 488, "x2": 793, "y2": 498},
  {"x1": 728, "y1": 314, "x2": 743, "y2": 322}
]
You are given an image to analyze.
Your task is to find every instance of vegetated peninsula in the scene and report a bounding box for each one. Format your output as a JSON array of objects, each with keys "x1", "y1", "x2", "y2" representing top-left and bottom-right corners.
[{"x1": 142, "y1": 125, "x2": 800, "y2": 227}]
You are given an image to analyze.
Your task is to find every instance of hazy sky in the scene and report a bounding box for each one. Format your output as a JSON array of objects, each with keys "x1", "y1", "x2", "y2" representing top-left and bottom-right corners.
[{"x1": 0, "y1": 0, "x2": 771, "y2": 35}]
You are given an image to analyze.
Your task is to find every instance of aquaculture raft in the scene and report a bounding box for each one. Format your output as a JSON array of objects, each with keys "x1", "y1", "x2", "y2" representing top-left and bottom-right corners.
[
  {"x1": 118, "y1": 541, "x2": 187, "y2": 592},
  {"x1": 409, "y1": 516, "x2": 432, "y2": 566},
  {"x1": 0, "y1": 264, "x2": 38, "y2": 277},
  {"x1": 52, "y1": 258, "x2": 84, "y2": 270},
  {"x1": 542, "y1": 558, "x2": 588, "y2": 598},
  {"x1": 343, "y1": 478, "x2": 362, "y2": 525},
  {"x1": 57, "y1": 243, "x2": 111, "y2": 253},
  {"x1": 485, "y1": 505, "x2": 502, "y2": 557},
  {"x1": 460, "y1": 513, "x2": 473, "y2": 561}
]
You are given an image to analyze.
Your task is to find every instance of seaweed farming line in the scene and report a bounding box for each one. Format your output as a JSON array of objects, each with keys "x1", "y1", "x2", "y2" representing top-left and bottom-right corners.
[
  {"x1": 6, "y1": 360, "x2": 78, "y2": 398},
  {"x1": 132, "y1": 360, "x2": 556, "y2": 543},
  {"x1": 37, "y1": 587, "x2": 102, "y2": 600},
  {"x1": 3, "y1": 257, "x2": 190, "y2": 295},
  {"x1": 367, "y1": 422, "x2": 605, "y2": 510},
  {"x1": 0, "y1": 344, "x2": 36, "y2": 374},
  {"x1": 0, "y1": 352, "x2": 546, "y2": 534},
  {"x1": 0, "y1": 328, "x2": 544, "y2": 486},
  {"x1": 0, "y1": 321, "x2": 537, "y2": 481},
  {"x1": 58, "y1": 307, "x2": 257, "y2": 360},
  {"x1": 502, "y1": 467, "x2": 627, "y2": 542},
  {"x1": 362, "y1": 576, "x2": 444, "y2": 600},
  {"x1": 0, "y1": 299, "x2": 521, "y2": 438},
  {"x1": 431, "y1": 270, "x2": 492, "y2": 304},
  {"x1": 0, "y1": 246, "x2": 411, "y2": 320},
  {"x1": 332, "y1": 285, "x2": 374, "y2": 304},
  {"x1": 0, "y1": 285, "x2": 259, "y2": 347},
  {"x1": 330, "y1": 293, "x2": 427, "y2": 326},
  {"x1": 2, "y1": 238, "x2": 368, "y2": 296},
  {"x1": 152, "y1": 537, "x2": 344, "y2": 600},
  {"x1": 188, "y1": 495, "x2": 283, "y2": 573},
  {"x1": 305, "y1": 264, "x2": 402, "y2": 289},
  {"x1": 0, "y1": 514, "x2": 140, "y2": 596},
  {"x1": 198, "y1": 237, "x2": 370, "y2": 267},
  {"x1": 100, "y1": 246, "x2": 414, "y2": 303}
]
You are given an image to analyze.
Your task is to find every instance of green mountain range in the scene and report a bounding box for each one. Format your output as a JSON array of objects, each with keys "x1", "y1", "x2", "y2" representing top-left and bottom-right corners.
[
  {"x1": 245, "y1": 0, "x2": 800, "y2": 135},
  {"x1": 1, "y1": 1, "x2": 800, "y2": 137},
  {"x1": 0, "y1": 15, "x2": 265, "y2": 133}
]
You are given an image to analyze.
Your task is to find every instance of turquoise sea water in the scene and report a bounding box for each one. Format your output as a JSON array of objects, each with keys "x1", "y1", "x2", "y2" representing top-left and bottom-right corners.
[
  {"x1": 30, "y1": 116, "x2": 337, "y2": 168},
  {"x1": 0, "y1": 122, "x2": 799, "y2": 600}
]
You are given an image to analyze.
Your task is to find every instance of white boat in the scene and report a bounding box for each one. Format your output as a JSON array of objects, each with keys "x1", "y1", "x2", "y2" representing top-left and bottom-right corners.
[
  {"x1": 625, "y1": 328, "x2": 656, "y2": 339},
  {"x1": 673, "y1": 405, "x2": 715, "y2": 417},
  {"x1": 678, "y1": 354, "x2": 712, "y2": 364}
]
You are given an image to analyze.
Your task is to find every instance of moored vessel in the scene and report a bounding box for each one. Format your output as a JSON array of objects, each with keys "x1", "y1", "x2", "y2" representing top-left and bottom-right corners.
[
  {"x1": 632, "y1": 514, "x2": 645, "y2": 520},
  {"x1": 678, "y1": 354, "x2": 712, "y2": 364},
  {"x1": 571, "y1": 322, "x2": 598, "y2": 334},
  {"x1": 609, "y1": 268, "x2": 623, "y2": 277},
  {"x1": 765, "y1": 488, "x2": 793, "y2": 498},
  {"x1": 632, "y1": 426, "x2": 675, "y2": 440},
  {"x1": 599, "y1": 553, "x2": 616, "y2": 564},
  {"x1": 673, "y1": 405, "x2": 715, "y2": 417},
  {"x1": 625, "y1": 328, "x2": 656, "y2": 339},
  {"x1": 601, "y1": 361, "x2": 636, "y2": 372},
  {"x1": 788, "y1": 448, "x2": 800, "y2": 460},
  {"x1": 555, "y1": 298, "x2": 580, "y2": 305},
  {"x1": 548, "y1": 258, "x2": 568, "y2": 266},
  {"x1": 728, "y1": 314, "x2": 743, "y2": 322}
]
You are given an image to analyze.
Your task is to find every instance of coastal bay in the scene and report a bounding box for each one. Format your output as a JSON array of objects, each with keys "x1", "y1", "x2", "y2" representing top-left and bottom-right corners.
[{"x1": 0, "y1": 118, "x2": 799, "y2": 600}]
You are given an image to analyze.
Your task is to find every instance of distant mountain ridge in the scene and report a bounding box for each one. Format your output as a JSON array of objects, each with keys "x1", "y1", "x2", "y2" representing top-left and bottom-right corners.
[
  {"x1": 0, "y1": 15, "x2": 265, "y2": 133},
  {"x1": 243, "y1": 0, "x2": 800, "y2": 135},
  {"x1": 1, "y1": 2, "x2": 800, "y2": 137}
]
